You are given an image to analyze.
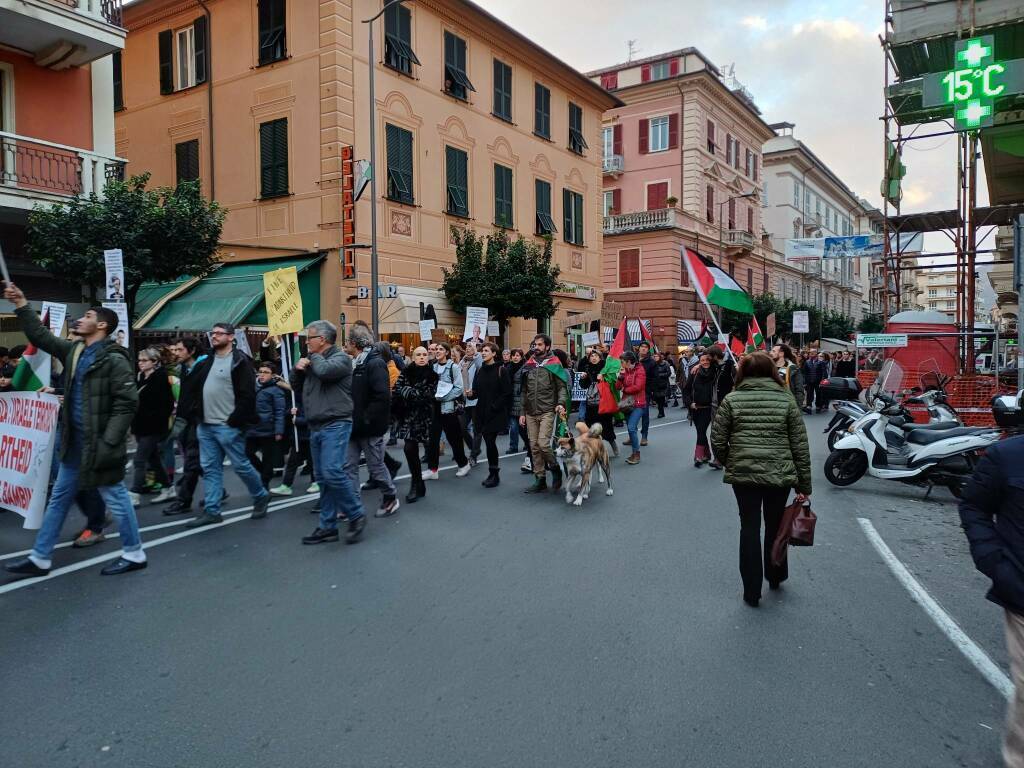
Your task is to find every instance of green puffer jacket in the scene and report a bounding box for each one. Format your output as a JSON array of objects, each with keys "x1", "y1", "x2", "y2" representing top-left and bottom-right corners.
[
  {"x1": 710, "y1": 376, "x2": 812, "y2": 494},
  {"x1": 16, "y1": 305, "x2": 138, "y2": 488}
]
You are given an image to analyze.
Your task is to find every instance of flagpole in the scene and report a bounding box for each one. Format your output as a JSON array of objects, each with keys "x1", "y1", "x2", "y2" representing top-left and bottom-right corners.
[
  {"x1": 683, "y1": 249, "x2": 737, "y2": 363},
  {"x1": 279, "y1": 332, "x2": 299, "y2": 451}
]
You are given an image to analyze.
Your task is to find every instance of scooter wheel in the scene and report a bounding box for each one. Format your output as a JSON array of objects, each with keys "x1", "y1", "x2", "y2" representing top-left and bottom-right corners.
[
  {"x1": 827, "y1": 427, "x2": 845, "y2": 452},
  {"x1": 824, "y1": 449, "x2": 867, "y2": 486}
]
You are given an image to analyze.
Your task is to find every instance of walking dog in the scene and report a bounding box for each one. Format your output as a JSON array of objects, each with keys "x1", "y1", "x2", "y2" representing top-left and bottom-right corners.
[{"x1": 554, "y1": 421, "x2": 613, "y2": 507}]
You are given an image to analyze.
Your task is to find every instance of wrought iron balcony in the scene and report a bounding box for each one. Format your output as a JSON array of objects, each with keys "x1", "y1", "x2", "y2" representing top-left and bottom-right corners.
[
  {"x1": 603, "y1": 207, "x2": 676, "y2": 235},
  {"x1": 0, "y1": 131, "x2": 126, "y2": 205},
  {"x1": 45, "y1": 0, "x2": 121, "y2": 25},
  {"x1": 602, "y1": 154, "x2": 624, "y2": 175}
]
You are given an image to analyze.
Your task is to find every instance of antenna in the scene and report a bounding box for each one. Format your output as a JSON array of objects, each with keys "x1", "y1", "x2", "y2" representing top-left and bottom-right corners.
[{"x1": 627, "y1": 40, "x2": 639, "y2": 62}]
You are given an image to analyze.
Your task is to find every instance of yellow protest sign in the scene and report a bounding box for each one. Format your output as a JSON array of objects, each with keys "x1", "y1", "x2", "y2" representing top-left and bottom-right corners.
[{"x1": 263, "y1": 266, "x2": 304, "y2": 335}]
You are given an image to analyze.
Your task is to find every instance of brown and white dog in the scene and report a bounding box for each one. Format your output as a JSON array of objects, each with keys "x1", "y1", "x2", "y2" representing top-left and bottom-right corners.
[{"x1": 554, "y1": 421, "x2": 614, "y2": 507}]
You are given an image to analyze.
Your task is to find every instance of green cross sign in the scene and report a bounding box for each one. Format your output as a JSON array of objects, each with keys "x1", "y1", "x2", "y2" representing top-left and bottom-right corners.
[{"x1": 922, "y1": 35, "x2": 1024, "y2": 131}]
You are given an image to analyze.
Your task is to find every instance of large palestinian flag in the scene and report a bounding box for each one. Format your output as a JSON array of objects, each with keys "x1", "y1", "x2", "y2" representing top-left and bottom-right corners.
[
  {"x1": 11, "y1": 309, "x2": 51, "y2": 391},
  {"x1": 681, "y1": 247, "x2": 754, "y2": 315}
]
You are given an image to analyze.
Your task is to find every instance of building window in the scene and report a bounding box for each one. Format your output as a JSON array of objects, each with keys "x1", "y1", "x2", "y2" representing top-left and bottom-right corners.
[
  {"x1": 793, "y1": 220, "x2": 801, "y2": 237},
  {"x1": 176, "y1": 26, "x2": 196, "y2": 89},
  {"x1": 649, "y1": 116, "x2": 669, "y2": 152},
  {"x1": 706, "y1": 185, "x2": 714, "y2": 223},
  {"x1": 602, "y1": 126, "x2": 615, "y2": 160},
  {"x1": 534, "y1": 83, "x2": 551, "y2": 139},
  {"x1": 535, "y1": 179, "x2": 556, "y2": 235},
  {"x1": 747, "y1": 268, "x2": 753, "y2": 292},
  {"x1": 445, "y1": 146, "x2": 468, "y2": 218},
  {"x1": 493, "y1": 59, "x2": 512, "y2": 121},
  {"x1": 444, "y1": 31, "x2": 474, "y2": 100},
  {"x1": 619, "y1": 248, "x2": 640, "y2": 288},
  {"x1": 113, "y1": 51, "x2": 124, "y2": 111},
  {"x1": 568, "y1": 102, "x2": 587, "y2": 155},
  {"x1": 646, "y1": 181, "x2": 668, "y2": 210},
  {"x1": 384, "y1": 2, "x2": 418, "y2": 75},
  {"x1": 494, "y1": 163, "x2": 513, "y2": 228},
  {"x1": 258, "y1": 118, "x2": 288, "y2": 198},
  {"x1": 600, "y1": 72, "x2": 618, "y2": 90},
  {"x1": 793, "y1": 180, "x2": 800, "y2": 208},
  {"x1": 729, "y1": 262, "x2": 735, "y2": 278},
  {"x1": 385, "y1": 123, "x2": 414, "y2": 204},
  {"x1": 733, "y1": 138, "x2": 742, "y2": 169},
  {"x1": 744, "y1": 149, "x2": 752, "y2": 178},
  {"x1": 158, "y1": 17, "x2": 207, "y2": 94},
  {"x1": 929, "y1": 301, "x2": 937, "y2": 309},
  {"x1": 175, "y1": 139, "x2": 200, "y2": 186},
  {"x1": 681, "y1": 254, "x2": 689, "y2": 287},
  {"x1": 725, "y1": 133, "x2": 733, "y2": 165},
  {"x1": 746, "y1": 206, "x2": 753, "y2": 234},
  {"x1": 257, "y1": 0, "x2": 287, "y2": 66},
  {"x1": 706, "y1": 120, "x2": 716, "y2": 153},
  {"x1": 649, "y1": 60, "x2": 670, "y2": 80},
  {"x1": 603, "y1": 190, "x2": 615, "y2": 217},
  {"x1": 563, "y1": 189, "x2": 584, "y2": 245},
  {"x1": 728, "y1": 197, "x2": 735, "y2": 229}
]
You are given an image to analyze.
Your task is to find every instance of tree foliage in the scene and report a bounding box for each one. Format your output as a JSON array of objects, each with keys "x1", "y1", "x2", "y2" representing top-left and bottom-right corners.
[
  {"x1": 720, "y1": 292, "x2": 856, "y2": 344},
  {"x1": 857, "y1": 313, "x2": 885, "y2": 334},
  {"x1": 26, "y1": 174, "x2": 225, "y2": 321},
  {"x1": 442, "y1": 228, "x2": 562, "y2": 335}
]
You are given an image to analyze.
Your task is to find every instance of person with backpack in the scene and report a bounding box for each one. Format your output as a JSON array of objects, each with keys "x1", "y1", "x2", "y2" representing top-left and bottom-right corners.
[{"x1": 771, "y1": 343, "x2": 805, "y2": 409}]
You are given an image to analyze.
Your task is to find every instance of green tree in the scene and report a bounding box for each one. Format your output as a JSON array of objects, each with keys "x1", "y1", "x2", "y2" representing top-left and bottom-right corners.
[
  {"x1": 857, "y1": 313, "x2": 885, "y2": 333},
  {"x1": 26, "y1": 173, "x2": 225, "y2": 323},
  {"x1": 442, "y1": 228, "x2": 562, "y2": 340},
  {"x1": 720, "y1": 293, "x2": 855, "y2": 344}
]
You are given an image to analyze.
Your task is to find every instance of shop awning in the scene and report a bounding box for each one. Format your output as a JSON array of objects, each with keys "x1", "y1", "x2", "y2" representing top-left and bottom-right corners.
[
  {"x1": 376, "y1": 286, "x2": 461, "y2": 335},
  {"x1": 137, "y1": 254, "x2": 324, "y2": 332}
]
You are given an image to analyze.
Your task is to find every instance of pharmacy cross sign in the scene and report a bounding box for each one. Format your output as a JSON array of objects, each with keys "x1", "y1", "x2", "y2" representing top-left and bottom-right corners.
[{"x1": 921, "y1": 35, "x2": 1024, "y2": 131}]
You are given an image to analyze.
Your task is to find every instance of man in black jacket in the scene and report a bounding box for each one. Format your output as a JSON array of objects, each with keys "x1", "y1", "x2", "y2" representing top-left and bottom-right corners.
[
  {"x1": 164, "y1": 337, "x2": 206, "y2": 515},
  {"x1": 638, "y1": 341, "x2": 655, "y2": 446},
  {"x1": 343, "y1": 327, "x2": 398, "y2": 517},
  {"x1": 960, "y1": 437, "x2": 1024, "y2": 764},
  {"x1": 179, "y1": 322, "x2": 270, "y2": 527}
]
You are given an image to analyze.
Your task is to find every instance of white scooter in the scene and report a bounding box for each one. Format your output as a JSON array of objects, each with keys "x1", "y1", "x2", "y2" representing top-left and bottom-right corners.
[{"x1": 825, "y1": 401, "x2": 1000, "y2": 498}]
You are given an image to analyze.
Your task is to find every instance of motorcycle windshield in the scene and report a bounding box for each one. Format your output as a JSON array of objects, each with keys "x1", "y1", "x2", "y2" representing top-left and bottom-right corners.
[{"x1": 868, "y1": 359, "x2": 906, "y2": 403}]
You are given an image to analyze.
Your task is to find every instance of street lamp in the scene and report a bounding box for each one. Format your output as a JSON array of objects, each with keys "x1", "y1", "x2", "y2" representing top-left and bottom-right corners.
[{"x1": 362, "y1": 0, "x2": 412, "y2": 338}]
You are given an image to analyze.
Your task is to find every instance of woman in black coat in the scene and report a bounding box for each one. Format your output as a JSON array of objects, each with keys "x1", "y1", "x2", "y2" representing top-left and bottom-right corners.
[
  {"x1": 577, "y1": 348, "x2": 618, "y2": 457},
  {"x1": 650, "y1": 352, "x2": 672, "y2": 418},
  {"x1": 473, "y1": 342, "x2": 512, "y2": 488},
  {"x1": 682, "y1": 351, "x2": 728, "y2": 470},
  {"x1": 391, "y1": 346, "x2": 439, "y2": 503},
  {"x1": 130, "y1": 347, "x2": 175, "y2": 495}
]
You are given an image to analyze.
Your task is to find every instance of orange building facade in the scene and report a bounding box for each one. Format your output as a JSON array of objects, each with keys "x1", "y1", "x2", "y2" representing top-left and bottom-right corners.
[{"x1": 116, "y1": 0, "x2": 618, "y2": 349}]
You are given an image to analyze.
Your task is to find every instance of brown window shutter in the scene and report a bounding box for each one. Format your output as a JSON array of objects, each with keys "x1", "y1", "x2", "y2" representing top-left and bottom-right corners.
[
  {"x1": 612, "y1": 188, "x2": 621, "y2": 213},
  {"x1": 641, "y1": 64, "x2": 651, "y2": 82},
  {"x1": 669, "y1": 58, "x2": 680, "y2": 76},
  {"x1": 638, "y1": 119, "x2": 648, "y2": 154},
  {"x1": 612, "y1": 124, "x2": 622, "y2": 155},
  {"x1": 668, "y1": 113, "x2": 679, "y2": 150}
]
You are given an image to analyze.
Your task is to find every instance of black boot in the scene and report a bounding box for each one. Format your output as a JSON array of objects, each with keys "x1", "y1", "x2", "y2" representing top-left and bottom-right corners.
[
  {"x1": 406, "y1": 479, "x2": 425, "y2": 504},
  {"x1": 384, "y1": 452, "x2": 402, "y2": 478},
  {"x1": 482, "y1": 467, "x2": 500, "y2": 488}
]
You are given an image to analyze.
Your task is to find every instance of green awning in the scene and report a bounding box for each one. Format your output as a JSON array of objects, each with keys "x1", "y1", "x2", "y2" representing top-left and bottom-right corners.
[
  {"x1": 141, "y1": 254, "x2": 324, "y2": 331},
  {"x1": 134, "y1": 276, "x2": 193, "y2": 319}
]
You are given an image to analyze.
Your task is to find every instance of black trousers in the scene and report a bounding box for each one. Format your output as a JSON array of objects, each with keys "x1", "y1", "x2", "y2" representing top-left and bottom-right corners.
[
  {"x1": 805, "y1": 383, "x2": 820, "y2": 410},
  {"x1": 77, "y1": 489, "x2": 106, "y2": 533},
  {"x1": 691, "y1": 406, "x2": 715, "y2": 461},
  {"x1": 654, "y1": 395, "x2": 667, "y2": 417},
  {"x1": 427, "y1": 407, "x2": 468, "y2": 470},
  {"x1": 482, "y1": 431, "x2": 500, "y2": 469},
  {"x1": 175, "y1": 423, "x2": 202, "y2": 505},
  {"x1": 282, "y1": 438, "x2": 313, "y2": 486},
  {"x1": 733, "y1": 485, "x2": 790, "y2": 599},
  {"x1": 245, "y1": 436, "x2": 280, "y2": 489},
  {"x1": 584, "y1": 405, "x2": 618, "y2": 447},
  {"x1": 403, "y1": 439, "x2": 423, "y2": 483}
]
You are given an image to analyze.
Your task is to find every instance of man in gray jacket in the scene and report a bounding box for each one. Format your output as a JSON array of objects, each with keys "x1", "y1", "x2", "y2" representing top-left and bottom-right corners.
[{"x1": 290, "y1": 320, "x2": 365, "y2": 545}]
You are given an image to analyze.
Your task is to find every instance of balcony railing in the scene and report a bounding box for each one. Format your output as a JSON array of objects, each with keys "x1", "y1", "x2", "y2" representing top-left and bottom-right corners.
[
  {"x1": 0, "y1": 131, "x2": 125, "y2": 200},
  {"x1": 45, "y1": 0, "x2": 123, "y2": 26},
  {"x1": 723, "y1": 229, "x2": 755, "y2": 251},
  {"x1": 603, "y1": 207, "x2": 676, "y2": 235},
  {"x1": 870, "y1": 275, "x2": 884, "y2": 287},
  {"x1": 602, "y1": 154, "x2": 624, "y2": 175}
]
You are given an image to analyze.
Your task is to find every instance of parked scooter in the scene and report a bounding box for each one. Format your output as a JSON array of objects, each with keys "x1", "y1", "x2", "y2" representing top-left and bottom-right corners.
[{"x1": 824, "y1": 398, "x2": 1000, "y2": 498}]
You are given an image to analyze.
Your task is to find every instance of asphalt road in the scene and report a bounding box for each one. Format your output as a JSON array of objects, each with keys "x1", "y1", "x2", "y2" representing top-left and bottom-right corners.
[{"x1": 0, "y1": 411, "x2": 1011, "y2": 767}]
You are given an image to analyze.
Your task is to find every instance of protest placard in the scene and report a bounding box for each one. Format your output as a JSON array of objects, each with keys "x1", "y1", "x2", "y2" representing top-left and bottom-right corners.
[
  {"x1": 0, "y1": 391, "x2": 60, "y2": 529},
  {"x1": 41, "y1": 302, "x2": 67, "y2": 335},
  {"x1": 419, "y1": 319, "x2": 435, "y2": 341},
  {"x1": 102, "y1": 302, "x2": 130, "y2": 348},
  {"x1": 263, "y1": 266, "x2": 304, "y2": 336},
  {"x1": 104, "y1": 249, "x2": 125, "y2": 301},
  {"x1": 463, "y1": 306, "x2": 488, "y2": 343}
]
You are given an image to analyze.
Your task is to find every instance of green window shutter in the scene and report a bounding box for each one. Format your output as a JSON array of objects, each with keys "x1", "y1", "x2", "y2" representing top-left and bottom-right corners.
[
  {"x1": 493, "y1": 59, "x2": 511, "y2": 121},
  {"x1": 113, "y1": 51, "x2": 124, "y2": 111},
  {"x1": 386, "y1": 124, "x2": 414, "y2": 204},
  {"x1": 259, "y1": 118, "x2": 288, "y2": 197},
  {"x1": 535, "y1": 179, "x2": 556, "y2": 235},
  {"x1": 573, "y1": 192, "x2": 584, "y2": 245},
  {"x1": 445, "y1": 146, "x2": 468, "y2": 217},
  {"x1": 494, "y1": 164, "x2": 512, "y2": 228},
  {"x1": 258, "y1": 0, "x2": 287, "y2": 65},
  {"x1": 158, "y1": 30, "x2": 173, "y2": 95},
  {"x1": 193, "y1": 15, "x2": 208, "y2": 85},
  {"x1": 175, "y1": 140, "x2": 199, "y2": 185},
  {"x1": 384, "y1": 3, "x2": 418, "y2": 74},
  {"x1": 562, "y1": 188, "x2": 571, "y2": 242}
]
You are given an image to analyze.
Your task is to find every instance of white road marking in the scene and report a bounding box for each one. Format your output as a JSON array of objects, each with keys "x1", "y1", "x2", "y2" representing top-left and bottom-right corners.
[
  {"x1": 858, "y1": 517, "x2": 1013, "y2": 700},
  {"x1": 0, "y1": 418, "x2": 689, "y2": 589}
]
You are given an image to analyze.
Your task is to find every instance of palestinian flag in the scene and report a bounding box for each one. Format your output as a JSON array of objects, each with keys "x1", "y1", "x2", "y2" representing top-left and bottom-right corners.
[
  {"x1": 730, "y1": 335, "x2": 746, "y2": 357},
  {"x1": 748, "y1": 317, "x2": 766, "y2": 350},
  {"x1": 596, "y1": 316, "x2": 630, "y2": 414},
  {"x1": 637, "y1": 318, "x2": 658, "y2": 354},
  {"x1": 11, "y1": 309, "x2": 51, "y2": 392},
  {"x1": 681, "y1": 247, "x2": 754, "y2": 314}
]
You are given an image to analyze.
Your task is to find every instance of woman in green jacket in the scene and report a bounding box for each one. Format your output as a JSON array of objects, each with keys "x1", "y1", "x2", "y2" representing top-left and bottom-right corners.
[{"x1": 711, "y1": 352, "x2": 812, "y2": 607}]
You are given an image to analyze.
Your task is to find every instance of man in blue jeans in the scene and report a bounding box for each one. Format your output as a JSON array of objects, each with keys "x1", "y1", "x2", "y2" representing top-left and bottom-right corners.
[
  {"x1": 637, "y1": 341, "x2": 655, "y2": 446},
  {"x1": 291, "y1": 320, "x2": 366, "y2": 545},
  {"x1": 2, "y1": 281, "x2": 146, "y2": 578},
  {"x1": 178, "y1": 322, "x2": 270, "y2": 527}
]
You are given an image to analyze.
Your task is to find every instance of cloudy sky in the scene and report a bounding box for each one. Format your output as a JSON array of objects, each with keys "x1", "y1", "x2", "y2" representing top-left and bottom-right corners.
[{"x1": 481, "y1": 0, "x2": 974, "y2": 218}]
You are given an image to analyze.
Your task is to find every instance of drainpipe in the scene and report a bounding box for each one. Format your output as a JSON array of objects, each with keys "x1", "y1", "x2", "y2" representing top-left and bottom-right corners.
[{"x1": 197, "y1": 0, "x2": 215, "y2": 199}]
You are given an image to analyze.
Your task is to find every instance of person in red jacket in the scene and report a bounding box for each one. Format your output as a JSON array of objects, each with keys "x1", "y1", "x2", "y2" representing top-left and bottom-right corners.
[{"x1": 618, "y1": 351, "x2": 647, "y2": 465}]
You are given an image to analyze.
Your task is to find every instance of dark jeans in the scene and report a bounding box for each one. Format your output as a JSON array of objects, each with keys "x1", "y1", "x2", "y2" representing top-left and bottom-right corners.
[
  {"x1": 641, "y1": 403, "x2": 650, "y2": 439},
  {"x1": 245, "y1": 436, "x2": 280, "y2": 490},
  {"x1": 507, "y1": 417, "x2": 521, "y2": 452},
  {"x1": 282, "y1": 438, "x2": 313, "y2": 486},
  {"x1": 733, "y1": 485, "x2": 790, "y2": 600},
  {"x1": 482, "y1": 431, "x2": 500, "y2": 470},
  {"x1": 805, "y1": 383, "x2": 820, "y2": 410},
  {"x1": 428, "y1": 407, "x2": 468, "y2": 470},
  {"x1": 176, "y1": 423, "x2": 202, "y2": 505},
  {"x1": 131, "y1": 433, "x2": 170, "y2": 491},
  {"x1": 691, "y1": 406, "x2": 715, "y2": 462}
]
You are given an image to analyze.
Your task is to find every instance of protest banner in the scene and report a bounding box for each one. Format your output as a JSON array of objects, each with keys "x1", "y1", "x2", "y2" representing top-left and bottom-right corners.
[
  {"x1": 263, "y1": 266, "x2": 304, "y2": 336},
  {"x1": 102, "y1": 302, "x2": 130, "y2": 348},
  {"x1": 463, "y1": 306, "x2": 488, "y2": 343},
  {"x1": 104, "y1": 249, "x2": 125, "y2": 301},
  {"x1": 419, "y1": 319, "x2": 435, "y2": 342},
  {"x1": 0, "y1": 391, "x2": 60, "y2": 529},
  {"x1": 41, "y1": 302, "x2": 67, "y2": 335},
  {"x1": 581, "y1": 330, "x2": 600, "y2": 347},
  {"x1": 487, "y1": 321, "x2": 499, "y2": 338}
]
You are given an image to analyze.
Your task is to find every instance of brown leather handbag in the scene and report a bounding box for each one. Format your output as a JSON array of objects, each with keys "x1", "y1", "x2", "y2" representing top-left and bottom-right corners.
[{"x1": 771, "y1": 499, "x2": 817, "y2": 567}]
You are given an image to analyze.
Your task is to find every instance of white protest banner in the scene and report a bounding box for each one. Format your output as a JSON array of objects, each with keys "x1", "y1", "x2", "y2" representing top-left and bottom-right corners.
[
  {"x1": 418, "y1": 319, "x2": 435, "y2": 342},
  {"x1": 463, "y1": 306, "x2": 488, "y2": 343},
  {"x1": 41, "y1": 301, "x2": 67, "y2": 335},
  {"x1": 487, "y1": 320, "x2": 499, "y2": 338},
  {"x1": 793, "y1": 311, "x2": 810, "y2": 334},
  {"x1": 0, "y1": 391, "x2": 60, "y2": 529},
  {"x1": 103, "y1": 249, "x2": 125, "y2": 301},
  {"x1": 581, "y1": 330, "x2": 600, "y2": 347},
  {"x1": 102, "y1": 301, "x2": 130, "y2": 348}
]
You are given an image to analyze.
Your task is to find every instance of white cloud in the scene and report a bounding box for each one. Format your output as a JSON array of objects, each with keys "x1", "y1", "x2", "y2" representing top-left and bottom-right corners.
[{"x1": 741, "y1": 15, "x2": 768, "y2": 31}]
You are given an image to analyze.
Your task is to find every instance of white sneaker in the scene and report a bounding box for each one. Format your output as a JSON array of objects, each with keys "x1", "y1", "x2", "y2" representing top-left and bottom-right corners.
[
  {"x1": 455, "y1": 464, "x2": 472, "y2": 478},
  {"x1": 152, "y1": 487, "x2": 176, "y2": 504},
  {"x1": 128, "y1": 491, "x2": 141, "y2": 507},
  {"x1": 421, "y1": 469, "x2": 439, "y2": 481},
  {"x1": 271, "y1": 484, "x2": 293, "y2": 496},
  {"x1": 306, "y1": 482, "x2": 320, "y2": 494}
]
